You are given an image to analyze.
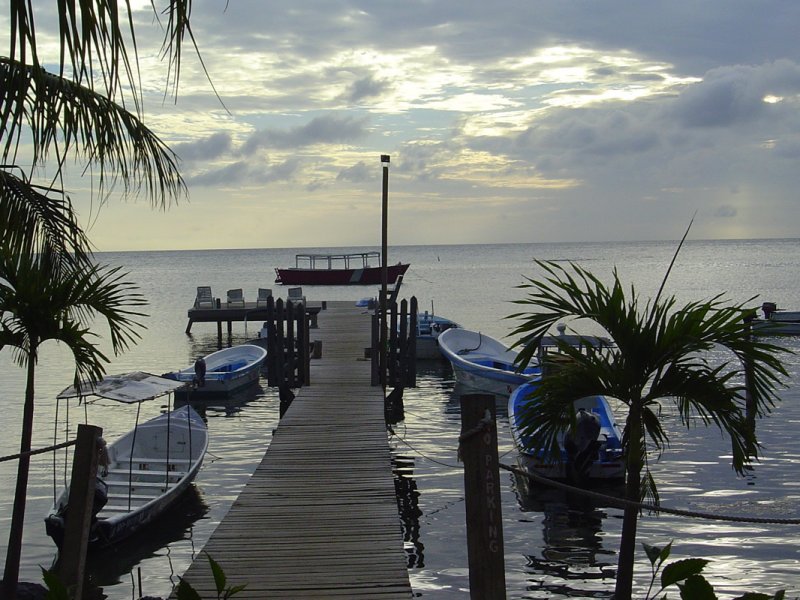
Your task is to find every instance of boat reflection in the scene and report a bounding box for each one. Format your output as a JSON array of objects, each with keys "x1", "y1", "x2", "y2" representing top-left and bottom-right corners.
[
  {"x1": 510, "y1": 462, "x2": 622, "y2": 590},
  {"x1": 174, "y1": 383, "x2": 266, "y2": 416},
  {"x1": 52, "y1": 485, "x2": 208, "y2": 591}
]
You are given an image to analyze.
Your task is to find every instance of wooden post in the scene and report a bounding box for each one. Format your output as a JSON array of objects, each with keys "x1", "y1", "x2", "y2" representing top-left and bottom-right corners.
[
  {"x1": 389, "y1": 300, "x2": 399, "y2": 385},
  {"x1": 459, "y1": 394, "x2": 506, "y2": 599},
  {"x1": 743, "y1": 311, "x2": 756, "y2": 431},
  {"x1": 59, "y1": 424, "x2": 103, "y2": 599},
  {"x1": 408, "y1": 296, "x2": 418, "y2": 387},
  {"x1": 286, "y1": 301, "x2": 297, "y2": 388},
  {"x1": 371, "y1": 313, "x2": 380, "y2": 386},
  {"x1": 380, "y1": 154, "x2": 390, "y2": 392},
  {"x1": 396, "y1": 298, "x2": 408, "y2": 388}
]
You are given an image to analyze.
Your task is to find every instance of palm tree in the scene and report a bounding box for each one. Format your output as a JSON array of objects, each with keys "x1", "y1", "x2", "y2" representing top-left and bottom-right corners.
[
  {"x1": 0, "y1": 246, "x2": 146, "y2": 599},
  {"x1": 508, "y1": 256, "x2": 788, "y2": 599}
]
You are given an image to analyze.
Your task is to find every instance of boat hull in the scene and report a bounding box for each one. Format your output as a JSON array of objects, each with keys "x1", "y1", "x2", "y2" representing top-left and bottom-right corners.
[
  {"x1": 275, "y1": 263, "x2": 410, "y2": 285},
  {"x1": 751, "y1": 318, "x2": 800, "y2": 335},
  {"x1": 45, "y1": 406, "x2": 208, "y2": 548},
  {"x1": 438, "y1": 328, "x2": 539, "y2": 397}
]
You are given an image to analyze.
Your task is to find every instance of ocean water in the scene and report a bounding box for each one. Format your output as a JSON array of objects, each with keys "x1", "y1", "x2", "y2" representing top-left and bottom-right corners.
[{"x1": 1, "y1": 240, "x2": 800, "y2": 599}]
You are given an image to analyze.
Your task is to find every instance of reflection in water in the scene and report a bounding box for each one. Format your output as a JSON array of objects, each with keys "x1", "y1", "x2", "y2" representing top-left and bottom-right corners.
[
  {"x1": 394, "y1": 454, "x2": 424, "y2": 568},
  {"x1": 511, "y1": 465, "x2": 622, "y2": 595},
  {"x1": 174, "y1": 383, "x2": 264, "y2": 416}
]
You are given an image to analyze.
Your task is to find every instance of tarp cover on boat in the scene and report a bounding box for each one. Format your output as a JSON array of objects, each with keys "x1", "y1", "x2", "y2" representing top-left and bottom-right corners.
[{"x1": 57, "y1": 372, "x2": 185, "y2": 403}]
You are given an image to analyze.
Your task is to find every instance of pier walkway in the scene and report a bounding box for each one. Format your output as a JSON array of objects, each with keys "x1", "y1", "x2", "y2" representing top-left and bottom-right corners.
[{"x1": 176, "y1": 302, "x2": 412, "y2": 598}]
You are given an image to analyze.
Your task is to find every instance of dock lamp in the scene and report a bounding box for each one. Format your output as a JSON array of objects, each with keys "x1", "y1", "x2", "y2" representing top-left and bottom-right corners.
[{"x1": 380, "y1": 154, "x2": 390, "y2": 388}]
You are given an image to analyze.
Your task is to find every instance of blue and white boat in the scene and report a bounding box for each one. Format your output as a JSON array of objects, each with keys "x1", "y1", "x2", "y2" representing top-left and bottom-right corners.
[
  {"x1": 508, "y1": 382, "x2": 625, "y2": 481},
  {"x1": 164, "y1": 344, "x2": 267, "y2": 399},
  {"x1": 437, "y1": 328, "x2": 540, "y2": 396}
]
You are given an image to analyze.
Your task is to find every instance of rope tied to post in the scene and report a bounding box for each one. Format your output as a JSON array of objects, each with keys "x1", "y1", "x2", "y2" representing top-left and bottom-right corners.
[
  {"x1": 0, "y1": 440, "x2": 77, "y2": 464},
  {"x1": 457, "y1": 408, "x2": 494, "y2": 462}
]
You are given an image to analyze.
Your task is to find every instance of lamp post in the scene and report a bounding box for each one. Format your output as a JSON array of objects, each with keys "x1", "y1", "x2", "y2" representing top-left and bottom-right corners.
[{"x1": 380, "y1": 154, "x2": 390, "y2": 388}]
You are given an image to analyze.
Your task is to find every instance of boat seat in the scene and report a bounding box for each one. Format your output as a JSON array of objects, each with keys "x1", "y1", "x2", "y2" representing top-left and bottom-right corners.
[
  {"x1": 106, "y1": 468, "x2": 187, "y2": 478},
  {"x1": 107, "y1": 491, "x2": 162, "y2": 501},
  {"x1": 117, "y1": 458, "x2": 192, "y2": 468},
  {"x1": 98, "y1": 505, "x2": 141, "y2": 514},
  {"x1": 103, "y1": 480, "x2": 172, "y2": 489}
]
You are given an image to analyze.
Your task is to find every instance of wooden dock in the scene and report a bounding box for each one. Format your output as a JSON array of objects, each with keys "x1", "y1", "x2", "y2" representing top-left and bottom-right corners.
[{"x1": 175, "y1": 301, "x2": 412, "y2": 599}]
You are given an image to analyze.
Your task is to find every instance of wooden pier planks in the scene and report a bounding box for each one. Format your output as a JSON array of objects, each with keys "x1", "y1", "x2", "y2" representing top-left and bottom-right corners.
[{"x1": 175, "y1": 302, "x2": 412, "y2": 599}]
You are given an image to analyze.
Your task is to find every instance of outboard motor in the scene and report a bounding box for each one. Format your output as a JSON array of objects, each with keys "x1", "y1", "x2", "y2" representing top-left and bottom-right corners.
[
  {"x1": 762, "y1": 302, "x2": 778, "y2": 319},
  {"x1": 564, "y1": 408, "x2": 601, "y2": 484},
  {"x1": 194, "y1": 356, "x2": 207, "y2": 387}
]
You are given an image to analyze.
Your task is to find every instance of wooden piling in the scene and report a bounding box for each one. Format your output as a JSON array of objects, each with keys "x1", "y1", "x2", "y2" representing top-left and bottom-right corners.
[
  {"x1": 59, "y1": 424, "x2": 103, "y2": 599},
  {"x1": 459, "y1": 394, "x2": 506, "y2": 599}
]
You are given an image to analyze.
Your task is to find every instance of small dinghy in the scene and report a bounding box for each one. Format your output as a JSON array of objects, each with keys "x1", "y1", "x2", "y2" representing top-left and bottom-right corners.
[{"x1": 45, "y1": 372, "x2": 208, "y2": 548}]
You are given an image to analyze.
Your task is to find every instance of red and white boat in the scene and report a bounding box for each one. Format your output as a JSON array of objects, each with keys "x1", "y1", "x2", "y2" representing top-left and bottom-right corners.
[{"x1": 275, "y1": 251, "x2": 410, "y2": 286}]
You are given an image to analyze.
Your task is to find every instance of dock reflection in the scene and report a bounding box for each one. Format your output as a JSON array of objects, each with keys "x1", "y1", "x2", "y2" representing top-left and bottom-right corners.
[{"x1": 393, "y1": 454, "x2": 424, "y2": 569}]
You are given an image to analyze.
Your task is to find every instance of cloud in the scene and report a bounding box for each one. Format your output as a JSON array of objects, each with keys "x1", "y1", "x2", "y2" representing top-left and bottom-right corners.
[
  {"x1": 671, "y1": 61, "x2": 800, "y2": 128},
  {"x1": 187, "y1": 157, "x2": 301, "y2": 187},
  {"x1": 240, "y1": 115, "x2": 371, "y2": 154},
  {"x1": 342, "y1": 75, "x2": 391, "y2": 103},
  {"x1": 714, "y1": 205, "x2": 737, "y2": 218},
  {"x1": 173, "y1": 132, "x2": 233, "y2": 162},
  {"x1": 336, "y1": 161, "x2": 371, "y2": 183}
]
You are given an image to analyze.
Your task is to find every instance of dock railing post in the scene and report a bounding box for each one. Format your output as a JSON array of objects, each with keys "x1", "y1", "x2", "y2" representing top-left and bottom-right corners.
[
  {"x1": 59, "y1": 423, "x2": 103, "y2": 599},
  {"x1": 459, "y1": 394, "x2": 506, "y2": 599},
  {"x1": 371, "y1": 312, "x2": 380, "y2": 386},
  {"x1": 407, "y1": 296, "x2": 418, "y2": 387}
]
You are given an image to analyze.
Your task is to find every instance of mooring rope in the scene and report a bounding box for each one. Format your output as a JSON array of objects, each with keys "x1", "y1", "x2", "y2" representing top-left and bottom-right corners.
[
  {"x1": 390, "y1": 413, "x2": 800, "y2": 527},
  {"x1": 499, "y1": 461, "x2": 800, "y2": 525},
  {"x1": 0, "y1": 440, "x2": 76, "y2": 464}
]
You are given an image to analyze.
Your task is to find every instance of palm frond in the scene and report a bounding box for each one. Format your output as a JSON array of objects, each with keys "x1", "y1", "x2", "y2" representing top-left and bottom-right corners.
[
  {"x1": 0, "y1": 58, "x2": 185, "y2": 206},
  {"x1": 0, "y1": 168, "x2": 92, "y2": 265},
  {"x1": 0, "y1": 246, "x2": 147, "y2": 375}
]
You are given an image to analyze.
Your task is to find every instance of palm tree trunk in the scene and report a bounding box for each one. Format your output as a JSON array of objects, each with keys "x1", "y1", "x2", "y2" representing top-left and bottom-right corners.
[
  {"x1": 614, "y1": 403, "x2": 644, "y2": 600},
  {"x1": 2, "y1": 354, "x2": 36, "y2": 600}
]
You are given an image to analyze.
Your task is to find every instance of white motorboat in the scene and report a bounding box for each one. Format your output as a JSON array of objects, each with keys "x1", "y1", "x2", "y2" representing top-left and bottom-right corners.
[
  {"x1": 45, "y1": 372, "x2": 208, "y2": 548},
  {"x1": 437, "y1": 328, "x2": 540, "y2": 397},
  {"x1": 750, "y1": 302, "x2": 800, "y2": 335},
  {"x1": 164, "y1": 343, "x2": 267, "y2": 399}
]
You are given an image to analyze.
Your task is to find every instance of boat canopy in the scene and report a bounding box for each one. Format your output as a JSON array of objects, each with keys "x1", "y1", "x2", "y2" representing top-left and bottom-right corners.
[
  {"x1": 57, "y1": 372, "x2": 185, "y2": 403},
  {"x1": 294, "y1": 251, "x2": 381, "y2": 270}
]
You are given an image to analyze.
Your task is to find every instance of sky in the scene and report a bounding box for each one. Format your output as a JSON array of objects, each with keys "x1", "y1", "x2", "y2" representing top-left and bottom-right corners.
[{"x1": 15, "y1": 1, "x2": 800, "y2": 251}]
